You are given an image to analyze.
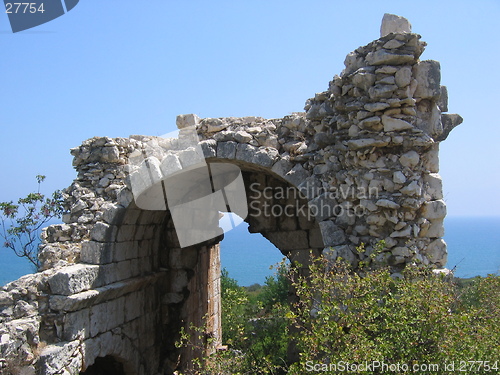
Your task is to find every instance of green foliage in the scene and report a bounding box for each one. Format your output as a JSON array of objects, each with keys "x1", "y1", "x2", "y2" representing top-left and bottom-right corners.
[
  {"x1": 178, "y1": 246, "x2": 500, "y2": 375},
  {"x1": 0, "y1": 175, "x2": 64, "y2": 269},
  {"x1": 220, "y1": 264, "x2": 290, "y2": 374},
  {"x1": 287, "y1": 252, "x2": 500, "y2": 374}
]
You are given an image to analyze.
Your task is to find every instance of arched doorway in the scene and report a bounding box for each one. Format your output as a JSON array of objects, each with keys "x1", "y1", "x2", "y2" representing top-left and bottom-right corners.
[{"x1": 81, "y1": 356, "x2": 126, "y2": 375}]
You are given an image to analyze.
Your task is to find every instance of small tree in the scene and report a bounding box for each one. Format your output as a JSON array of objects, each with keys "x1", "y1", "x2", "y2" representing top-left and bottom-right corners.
[{"x1": 0, "y1": 175, "x2": 64, "y2": 270}]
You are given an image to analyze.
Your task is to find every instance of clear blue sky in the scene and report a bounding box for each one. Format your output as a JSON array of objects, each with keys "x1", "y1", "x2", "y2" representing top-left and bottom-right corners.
[{"x1": 1, "y1": 0, "x2": 499, "y2": 217}]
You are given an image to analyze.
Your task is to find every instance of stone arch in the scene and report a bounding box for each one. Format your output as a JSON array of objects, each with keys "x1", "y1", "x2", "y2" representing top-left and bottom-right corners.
[
  {"x1": 0, "y1": 15, "x2": 463, "y2": 374},
  {"x1": 73, "y1": 155, "x2": 330, "y2": 373}
]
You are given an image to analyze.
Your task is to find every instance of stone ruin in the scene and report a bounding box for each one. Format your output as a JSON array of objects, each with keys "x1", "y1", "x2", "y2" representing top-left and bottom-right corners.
[{"x1": 0, "y1": 14, "x2": 462, "y2": 375}]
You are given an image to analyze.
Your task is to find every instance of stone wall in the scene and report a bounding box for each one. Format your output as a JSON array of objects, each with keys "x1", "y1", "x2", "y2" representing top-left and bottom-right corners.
[{"x1": 0, "y1": 14, "x2": 461, "y2": 375}]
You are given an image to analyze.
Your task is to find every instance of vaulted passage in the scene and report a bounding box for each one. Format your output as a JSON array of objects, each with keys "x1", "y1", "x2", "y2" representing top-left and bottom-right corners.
[{"x1": 80, "y1": 356, "x2": 126, "y2": 375}]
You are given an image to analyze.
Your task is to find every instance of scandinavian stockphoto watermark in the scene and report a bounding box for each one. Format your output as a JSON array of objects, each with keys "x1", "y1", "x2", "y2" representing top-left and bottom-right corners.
[
  {"x1": 248, "y1": 182, "x2": 379, "y2": 222},
  {"x1": 3, "y1": 0, "x2": 79, "y2": 33},
  {"x1": 127, "y1": 126, "x2": 248, "y2": 248}
]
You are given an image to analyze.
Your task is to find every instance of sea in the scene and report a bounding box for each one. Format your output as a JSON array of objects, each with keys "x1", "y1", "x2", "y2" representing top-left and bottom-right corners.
[{"x1": 1, "y1": 217, "x2": 499, "y2": 287}]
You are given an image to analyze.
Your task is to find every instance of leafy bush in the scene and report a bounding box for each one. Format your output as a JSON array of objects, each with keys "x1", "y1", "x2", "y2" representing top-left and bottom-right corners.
[
  {"x1": 179, "y1": 249, "x2": 500, "y2": 375},
  {"x1": 0, "y1": 175, "x2": 63, "y2": 269},
  {"x1": 287, "y1": 254, "x2": 500, "y2": 374}
]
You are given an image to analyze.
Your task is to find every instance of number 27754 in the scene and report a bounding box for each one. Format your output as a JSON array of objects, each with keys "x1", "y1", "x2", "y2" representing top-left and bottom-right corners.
[{"x1": 5, "y1": 3, "x2": 45, "y2": 14}]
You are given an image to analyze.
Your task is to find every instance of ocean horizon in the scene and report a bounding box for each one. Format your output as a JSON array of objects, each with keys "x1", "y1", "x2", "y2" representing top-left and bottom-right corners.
[{"x1": 1, "y1": 216, "x2": 499, "y2": 287}]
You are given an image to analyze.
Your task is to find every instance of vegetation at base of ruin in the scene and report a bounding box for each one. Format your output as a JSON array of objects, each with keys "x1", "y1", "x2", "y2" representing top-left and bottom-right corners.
[
  {"x1": 0, "y1": 175, "x2": 64, "y2": 269},
  {"x1": 177, "y1": 249, "x2": 500, "y2": 375}
]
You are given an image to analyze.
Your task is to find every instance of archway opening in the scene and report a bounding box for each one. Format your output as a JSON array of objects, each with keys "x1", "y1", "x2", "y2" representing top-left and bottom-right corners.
[{"x1": 80, "y1": 356, "x2": 126, "y2": 375}]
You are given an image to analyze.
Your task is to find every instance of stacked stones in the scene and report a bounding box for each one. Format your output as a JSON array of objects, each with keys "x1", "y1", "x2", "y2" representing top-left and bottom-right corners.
[{"x1": 293, "y1": 14, "x2": 462, "y2": 269}]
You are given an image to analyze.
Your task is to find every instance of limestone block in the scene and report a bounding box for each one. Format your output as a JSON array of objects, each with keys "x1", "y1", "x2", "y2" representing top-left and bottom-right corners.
[
  {"x1": 81, "y1": 241, "x2": 113, "y2": 265},
  {"x1": 383, "y1": 39, "x2": 405, "y2": 49},
  {"x1": 426, "y1": 219, "x2": 445, "y2": 238},
  {"x1": 200, "y1": 139, "x2": 217, "y2": 158},
  {"x1": 160, "y1": 153, "x2": 183, "y2": 177},
  {"x1": 90, "y1": 222, "x2": 117, "y2": 242},
  {"x1": 390, "y1": 226, "x2": 412, "y2": 237},
  {"x1": 323, "y1": 245, "x2": 357, "y2": 267},
  {"x1": 368, "y1": 84, "x2": 398, "y2": 99},
  {"x1": 399, "y1": 150, "x2": 420, "y2": 168},
  {"x1": 101, "y1": 146, "x2": 121, "y2": 163},
  {"x1": 438, "y1": 86, "x2": 448, "y2": 112},
  {"x1": 421, "y1": 199, "x2": 447, "y2": 220},
  {"x1": 359, "y1": 199, "x2": 378, "y2": 212},
  {"x1": 63, "y1": 308, "x2": 91, "y2": 341},
  {"x1": 364, "y1": 102, "x2": 390, "y2": 112},
  {"x1": 366, "y1": 50, "x2": 414, "y2": 66},
  {"x1": 125, "y1": 292, "x2": 143, "y2": 322},
  {"x1": 347, "y1": 138, "x2": 389, "y2": 150},
  {"x1": 393, "y1": 171, "x2": 406, "y2": 184},
  {"x1": 422, "y1": 144, "x2": 440, "y2": 173},
  {"x1": 176, "y1": 114, "x2": 200, "y2": 129},
  {"x1": 400, "y1": 180, "x2": 421, "y2": 196},
  {"x1": 423, "y1": 173, "x2": 443, "y2": 199},
  {"x1": 413, "y1": 60, "x2": 441, "y2": 99},
  {"x1": 309, "y1": 192, "x2": 338, "y2": 222},
  {"x1": 395, "y1": 66, "x2": 412, "y2": 88},
  {"x1": 252, "y1": 147, "x2": 279, "y2": 168},
  {"x1": 234, "y1": 130, "x2": 253, "y2": 143},
  {"x1": 0, "y1": 291, "x2": 13, "y2": 307},
  {"x1": 283, "y1": 163, "x2": 310, "y2": 187},
  {"x1": 319, "y1": 221, "x2": 346, "y2": 247},
  {"x1": 216, "y1": 141, "x2": 237, "y2": 159},
  {"x1": 352, "y1": 72, "x2": 376, "y2": 91},
  {"x1": 235, "y1": 143, "x2": 257, "y2": 163},
  {"x1": 177, "y1": 147, "x2": 203, "y2": 169},
  {"x1": 366, "y1": 214, "x2": 386, "y2": 226},
  {"x1": 308, "y1": 228, "x2": 324, "y2": 248},
  {"x1": 358, "y1": 116, "x2": 382, "y2": 130},
  {"x1": 49, "y1": 289, "x2": 100, "y2": 312},
  {"x1": 297, "y1": 176, "x2": 323, "y2": 200},
  {"x1": 380, "y1": 13, "x2": 412, "y2": 37},
  {"x1": 382, "y1": 115, "x2": 413, "y2": 131},
  {"x1": 48, "y1": 264, "x2": 101, "y2": 296},
  {"x1": 392, "y1": 246, "x2": 411, "y2": 257},
  {"x1": 425, "y1": 238, "x2": 447, "y2": 267},
  {"x1": 38, "y1": 341, "x2": 80, "y2": 375},
  {"x1": 375, "y1": 199, "x2": 400, "y2": 209},
  {"x1": 90, "y1": 302, "x2": 108, "y2": 337},
  {"x1": 437, "y1": 113, "x2": 463, "y2": 141}
]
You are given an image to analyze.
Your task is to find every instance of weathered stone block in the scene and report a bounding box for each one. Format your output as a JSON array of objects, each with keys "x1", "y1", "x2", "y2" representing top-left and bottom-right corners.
[
  {"x1": 90, "y1": 222, "x2": 117, "y2": 242},
  {"x1": 399, "y1": 150, "x2": 420, "y2": 168},
  {"x1": 63, "y1": 308, "x2": 91, "y2": 341},
  {"x1": 38, "y1": 341, "x2": 80, "y2": 374},
  {"x1": 81, "y1": 241, "x2": 113, "y2": 265},
  {"x1": 366, "y1": 50, "x2": 414, "y2": 66},
  {"x1": 413, "y1": 60, "x2": 441, "y2": 99},
  {"x1": 235, "y1": 143, "x2": 257, "y2": 163},
  {"x1": 380, "y1": 13, "x2": 412, "y2": 37},
  {"x1": 48, "y1": 264, "x2": 101, "y2": 296},
  {"x1": 423, "y1": 173, "x2": 443, "y2": 200},
  {"x1": 421, "y1": 199, "x2": 446, "y2": 220},
  {"x1": 284, "y1": 163, "x2": 310, "y2": 187},
  {"x1": 425, "y1": 238, "x2": 447, "y2": 267},
  {"x1": 176, "y1": 114, "x2": 200, "y2": 129},
  {"x1": 319, "y1": 221, "x2": 346, "y2": 247},
  {"x1": 216, "y1": 141, "x2": 237, "y2": 159},
  {"x1": 382, "y1": 115, "x2": 413, "y2": 131}
]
